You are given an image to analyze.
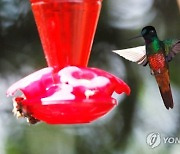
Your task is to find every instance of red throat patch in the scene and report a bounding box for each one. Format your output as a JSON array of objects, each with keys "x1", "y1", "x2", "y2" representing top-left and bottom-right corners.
[{"x1": 148, "y1": 53, "x2": 166, "y2": 71}]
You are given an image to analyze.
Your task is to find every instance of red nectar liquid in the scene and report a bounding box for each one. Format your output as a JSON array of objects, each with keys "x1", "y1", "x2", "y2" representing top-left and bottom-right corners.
[{"x1": 31, "y1": 0, "x2": 102, "y2": 72}]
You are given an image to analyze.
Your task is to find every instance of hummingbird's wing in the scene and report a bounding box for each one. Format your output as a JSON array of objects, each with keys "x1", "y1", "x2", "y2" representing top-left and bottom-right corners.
[
  {"x1": 112, "y1": 46, "x2": 148, "y2": 66},
  {"x1": 163, "y1": 39, "x2": 180, "y2": 62}
]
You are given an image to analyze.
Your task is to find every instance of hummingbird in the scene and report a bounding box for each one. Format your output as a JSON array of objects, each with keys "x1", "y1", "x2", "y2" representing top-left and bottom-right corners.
[{"x1": 113, "y1": 26, "x2": 180, "y2": 109}]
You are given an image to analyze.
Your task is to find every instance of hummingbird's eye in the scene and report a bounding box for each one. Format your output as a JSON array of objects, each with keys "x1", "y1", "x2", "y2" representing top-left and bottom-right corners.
[{"x1": 149, "y1": 30, "x2": 154, "y2": 34}]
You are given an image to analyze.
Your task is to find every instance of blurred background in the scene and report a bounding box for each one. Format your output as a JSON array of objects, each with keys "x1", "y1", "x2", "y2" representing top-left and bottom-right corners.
[{"x1": 0, "y1": 0, "x2": 180, "y2": 153}]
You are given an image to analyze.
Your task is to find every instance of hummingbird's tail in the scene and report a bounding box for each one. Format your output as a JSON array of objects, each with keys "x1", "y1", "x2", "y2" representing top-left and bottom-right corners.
[
  {"x1": 158, "y1": 85, "x2": 174, "y2": 109},
  {"x1": 154, "y1": 69, "x2": 174, "y2": 109}
]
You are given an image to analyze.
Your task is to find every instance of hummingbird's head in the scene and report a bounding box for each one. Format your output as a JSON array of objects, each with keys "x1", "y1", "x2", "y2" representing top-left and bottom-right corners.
[{"x1": 141, "y1": 26, "x2": 157, "y2": 41}]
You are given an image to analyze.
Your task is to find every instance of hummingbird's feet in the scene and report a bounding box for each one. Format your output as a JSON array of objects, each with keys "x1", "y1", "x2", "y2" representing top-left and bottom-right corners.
[
  {"x1": 150, "y1": 70, "x2": 154, "y2": 75},
  {"x1": 150, "y1": 69, "x2": 161, "y2": 75}
]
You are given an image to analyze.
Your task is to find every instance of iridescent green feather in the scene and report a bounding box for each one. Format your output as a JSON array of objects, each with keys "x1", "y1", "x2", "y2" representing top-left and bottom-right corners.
[
  {"x1": 162, "y1": 39, "x2": 179, "y2": 54},
  {"x1": 162, "y1": 39, "x2": 180, "y2": 62}
]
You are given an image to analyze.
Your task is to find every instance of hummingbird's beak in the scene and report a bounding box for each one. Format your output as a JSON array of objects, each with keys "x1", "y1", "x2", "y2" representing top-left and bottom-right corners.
[{"x1": 128, "y1": 35, "x2": 142, "y2": 41}]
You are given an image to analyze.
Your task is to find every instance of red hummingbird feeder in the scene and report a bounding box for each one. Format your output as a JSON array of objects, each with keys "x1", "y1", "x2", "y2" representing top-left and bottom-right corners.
[{"x1": 7, "y1": 0, "x2": 130, "y2": 124}]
